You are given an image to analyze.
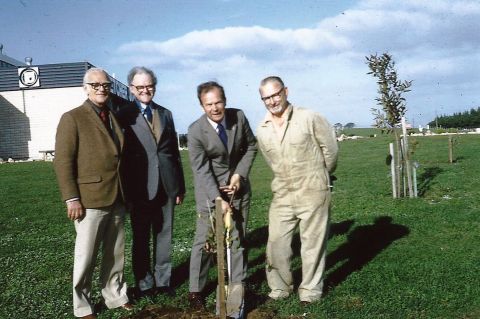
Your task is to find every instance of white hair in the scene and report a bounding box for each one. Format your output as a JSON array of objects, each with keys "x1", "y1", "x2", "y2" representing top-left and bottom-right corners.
[{"x1": 83, "y1": 67, "x2": 109, "y2": 85}]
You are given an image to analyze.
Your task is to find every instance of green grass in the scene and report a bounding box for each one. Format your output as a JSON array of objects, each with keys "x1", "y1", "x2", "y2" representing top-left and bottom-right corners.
[{"x1": 1, "y1": 134, "x2": 480, "y2": 318}]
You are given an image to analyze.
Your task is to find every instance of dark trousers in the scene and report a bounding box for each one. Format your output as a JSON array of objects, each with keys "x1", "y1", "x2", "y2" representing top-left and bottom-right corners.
[{"x1": 131, "y1": 192, "x2": 175, "y2": 289}]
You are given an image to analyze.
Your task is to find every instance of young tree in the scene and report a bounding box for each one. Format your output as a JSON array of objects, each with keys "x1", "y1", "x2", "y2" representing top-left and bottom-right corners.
[
  {"x1": 366, "y1": 53, "x2": 412, "y2": 131},
  {"x1": 366, "y1": 53, "x2": 414, "y2": 198}
]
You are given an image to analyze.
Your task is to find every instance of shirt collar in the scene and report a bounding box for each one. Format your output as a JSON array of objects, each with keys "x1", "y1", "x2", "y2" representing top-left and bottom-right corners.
[
  {"x1": 135, "y1": 99, "x2": 152, "y2": 111},
  {"x1": 206, "y1": 115, "x2": 227, "y2": 131},
  {"x1": 262, "y1": 103, "x2": 292, "y2": 124},
  {"x1": 87, "y1": 99, "x2": 108, "y2": 114}
]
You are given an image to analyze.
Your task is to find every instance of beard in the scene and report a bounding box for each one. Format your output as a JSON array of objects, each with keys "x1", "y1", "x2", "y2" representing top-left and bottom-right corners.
[{"x1": 269, "y1": 103, "x2": 285, "y2": 115}]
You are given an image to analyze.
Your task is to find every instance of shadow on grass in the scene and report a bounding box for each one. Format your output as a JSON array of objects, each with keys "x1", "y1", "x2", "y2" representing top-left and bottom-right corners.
[
  {"x1": 417, "y1": 166, "x2": 443, "y2": 196},
  {"x1": 172, "y1": 258, "x2": 190, "y2": 289},
  {"x1": 244, "y1": 220, "x2": 355, "y2": 311},
  {"x1": 323, "y1": 216, "x2": 409, "y2": 293}
]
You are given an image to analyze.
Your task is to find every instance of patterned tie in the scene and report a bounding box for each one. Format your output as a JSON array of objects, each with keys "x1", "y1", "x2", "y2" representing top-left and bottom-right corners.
[
  {"x1": 99, "y1": 109, "x2": 112, "y2": 135},
  {"x1": 143, "y1": 105, "x2": 153, "y2": 123},
  {"x1": 217, "y1": 123, "x2": 228, "y2": 148}
]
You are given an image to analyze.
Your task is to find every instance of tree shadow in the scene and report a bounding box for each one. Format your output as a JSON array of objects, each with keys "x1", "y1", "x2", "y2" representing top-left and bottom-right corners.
[
  {"x1": 244, "y1": 220, "x2": 355, "y2": 310},
  {"x1": 323, "y1": 216, "x2": 409, "y2": 293},
  {"x1": 291, "y1": 220, "x2": 355, "y2": 287},
  {"x1": 417, "y1": 166, "x2": 443, "y2": 197}
]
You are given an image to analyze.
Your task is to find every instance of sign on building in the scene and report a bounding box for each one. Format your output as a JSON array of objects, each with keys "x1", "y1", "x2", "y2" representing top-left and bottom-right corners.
[{"x1": 18, "y1": 67, "x2": 40, "y2": 88}]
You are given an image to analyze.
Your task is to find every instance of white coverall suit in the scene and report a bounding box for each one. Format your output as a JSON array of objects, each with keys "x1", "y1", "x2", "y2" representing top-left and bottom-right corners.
[{"x1": 257, "y1": 105, "x2": 338, "y2": 302}]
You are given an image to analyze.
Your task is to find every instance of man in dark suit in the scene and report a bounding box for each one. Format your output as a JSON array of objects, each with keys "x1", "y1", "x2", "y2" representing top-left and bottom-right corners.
[
  {"x1": 187, "y1": 81, "x2": 257, "y2": 318},
  {"x1": 116, "y1": 67, "x2": 185, "y2": 297},
  {"x1": 54, "y1": 68, "x2": 132, "y2": 319}
]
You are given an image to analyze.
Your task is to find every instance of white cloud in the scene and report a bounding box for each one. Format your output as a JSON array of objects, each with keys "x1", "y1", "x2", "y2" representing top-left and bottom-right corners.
[{"x1": 111, "y1": 0, "x2": 480, "y2": 131}]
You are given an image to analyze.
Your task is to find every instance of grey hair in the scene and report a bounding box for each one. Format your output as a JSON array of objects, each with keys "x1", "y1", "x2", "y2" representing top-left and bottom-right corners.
[
  {"x1": 83, "y1": 68, "x2": 109, "y2": 85},
  {"x1": 259, "y1": 76, "x2": 285, "y2": 88},
  {"x1": 127, "y1": 66, "x2": 157, "y2": 86}
]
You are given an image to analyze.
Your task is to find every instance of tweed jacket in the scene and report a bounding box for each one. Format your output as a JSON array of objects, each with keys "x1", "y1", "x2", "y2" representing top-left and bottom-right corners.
[{"x1": 54, "y1": 99, "x2": 124, "y2": 208}]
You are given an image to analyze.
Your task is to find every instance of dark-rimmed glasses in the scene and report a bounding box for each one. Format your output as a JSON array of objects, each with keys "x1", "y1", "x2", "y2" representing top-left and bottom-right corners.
[
  {"x1": 86, "y1": 82, "x2": 111, "y2": 91},
  {"x1": 261, "y1": 87, "x2": 284, "y2": 102},
  {"x1": 132, "y1": 85, "x2": 155, "y2": 92}
]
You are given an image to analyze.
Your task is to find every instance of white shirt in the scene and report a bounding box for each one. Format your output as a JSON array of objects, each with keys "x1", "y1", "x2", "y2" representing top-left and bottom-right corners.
[{"x1": 206, "y1": 116, "x2": 227, "y2": 134}]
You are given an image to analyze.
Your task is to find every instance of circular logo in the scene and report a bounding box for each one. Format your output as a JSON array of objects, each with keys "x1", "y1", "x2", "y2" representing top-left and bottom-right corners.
[{"x1": 19, "y1": 68, "x2": 39, "y2": 87}]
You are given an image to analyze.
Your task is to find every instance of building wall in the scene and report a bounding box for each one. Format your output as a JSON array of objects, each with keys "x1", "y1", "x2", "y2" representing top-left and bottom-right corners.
[{"x1": 0, "y1": 87, "x2": 85, "y2": 159}]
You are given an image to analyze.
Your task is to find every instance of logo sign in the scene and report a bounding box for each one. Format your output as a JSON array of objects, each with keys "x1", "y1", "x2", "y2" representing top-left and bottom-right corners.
[{"x1": 18, "y1": 67, "x2": 40, "y2": 88}]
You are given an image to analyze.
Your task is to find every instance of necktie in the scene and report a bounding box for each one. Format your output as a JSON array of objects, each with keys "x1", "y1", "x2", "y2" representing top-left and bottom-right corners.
[
  {"x1": 144, "y1": 105, "x2": 153, "y2": 123},
  {"x1": 217, "y1": 123, "x2": 228, "y2": 148},
  {"x1": 99, "y1": 109, "x2": 112, "y2": 135}
]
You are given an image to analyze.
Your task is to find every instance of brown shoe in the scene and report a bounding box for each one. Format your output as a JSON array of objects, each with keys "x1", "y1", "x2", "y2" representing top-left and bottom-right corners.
[
  {"x1": 120, "y1": 302, "x2": 134, "y2": 311},
  {"x1": 188, "y1": 292, "x2": 205, "y2": 310},
  {"x1": 79, "y1": 315, "x2": 97, "y2": 319}
]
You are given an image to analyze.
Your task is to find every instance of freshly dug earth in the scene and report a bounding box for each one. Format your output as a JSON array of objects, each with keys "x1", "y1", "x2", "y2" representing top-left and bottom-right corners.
[{"x1": 123, "y1": 305, "x2": 278, "y2": 319}]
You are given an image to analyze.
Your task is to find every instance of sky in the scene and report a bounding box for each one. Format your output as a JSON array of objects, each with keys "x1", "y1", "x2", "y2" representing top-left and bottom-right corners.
[{"x1": 1, "y1": 0, "x2": 479, "y2": 133}]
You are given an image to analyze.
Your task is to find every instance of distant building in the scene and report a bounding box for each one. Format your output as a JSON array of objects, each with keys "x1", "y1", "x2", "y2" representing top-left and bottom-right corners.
[{"x1": 0, "y1": 45, "x2": 131, "y2": 160}]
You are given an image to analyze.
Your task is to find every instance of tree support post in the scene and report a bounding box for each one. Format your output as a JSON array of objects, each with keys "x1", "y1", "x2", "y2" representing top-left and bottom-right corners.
[{"x1": 215, "y1": 197, "x2": 227, "y2": 319}]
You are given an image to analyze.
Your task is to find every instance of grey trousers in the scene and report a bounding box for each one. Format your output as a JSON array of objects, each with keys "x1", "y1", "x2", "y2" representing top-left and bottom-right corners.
[
  {"x1": 131, "y1": 195, "x2": 175, "y2": 290},
  {"x1": 189, "y1": 194, "x2": 250, "y2": 293}
]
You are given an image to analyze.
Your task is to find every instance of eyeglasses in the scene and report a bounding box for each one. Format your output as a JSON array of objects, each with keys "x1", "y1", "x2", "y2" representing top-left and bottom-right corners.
[
  {"x1": 86, "y1": 82, "x2": 112, "y2": 91},
  {"x1": 132, "y1": 85, "x2": 155, "y2": 92},
  {"x1": 261, "y1": 87, "x2": 284, "y2": 102}
]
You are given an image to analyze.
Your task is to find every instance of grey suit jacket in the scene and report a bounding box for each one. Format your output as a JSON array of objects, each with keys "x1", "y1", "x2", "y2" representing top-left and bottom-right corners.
[
  {"x1": 117, "y1": 101, "x2": 185, "y2": 203},
  {"x1": 188, "y1": 108, "x2": 257, "y2": 213}
]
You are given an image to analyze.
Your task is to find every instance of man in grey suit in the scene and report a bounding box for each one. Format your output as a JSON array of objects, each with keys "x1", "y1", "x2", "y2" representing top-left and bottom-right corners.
[
  {"x1": 116, "y1": 66, "x2": 185, "y2": 297},
  {"x1": 187, "y1": 81, "x2": 257, "y2": 318}
]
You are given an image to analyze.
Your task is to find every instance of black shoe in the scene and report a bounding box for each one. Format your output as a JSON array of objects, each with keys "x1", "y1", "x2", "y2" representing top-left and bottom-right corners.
[
  {"x1": 155, "y1": 286, "x2": 176, "y2": 297},
  {"x1": 188, "y1": 292, "x2": 205, "y2": 310},
  {"x1": 136, "y1": 287, "x2": 156, "y2": 298}
]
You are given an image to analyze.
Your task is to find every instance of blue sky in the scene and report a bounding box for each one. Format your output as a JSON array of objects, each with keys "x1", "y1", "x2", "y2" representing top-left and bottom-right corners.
[{"x1": 1, "y1": 0, "x2": 479, "y2": 133}]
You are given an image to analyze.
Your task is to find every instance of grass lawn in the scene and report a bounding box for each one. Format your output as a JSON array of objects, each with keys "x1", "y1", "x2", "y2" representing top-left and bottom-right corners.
[{"x1": 1, "y1": 132, "x2": 479, "y2": 318}]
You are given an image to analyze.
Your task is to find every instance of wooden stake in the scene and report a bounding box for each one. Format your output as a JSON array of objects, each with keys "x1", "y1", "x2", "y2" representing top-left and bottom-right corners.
[
  {"x1": 389, "y1": 143, "x2": 397, "y2": 198},
  {"x1": 401, "y1": 117, "x2": 414, "y2": 198},
  {"x1": 448, "y1": 135, "x2": 453, "y2": 164},
  {"x1": 215, "y1": 197, "x2": 227, "y2": 319},
  {"x1": 413, "y1": 164, "x2": 418, "y2": 197}
]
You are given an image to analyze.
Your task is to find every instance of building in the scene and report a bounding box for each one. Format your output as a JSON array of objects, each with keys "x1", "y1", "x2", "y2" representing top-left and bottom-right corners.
[{"x1": 0, "y1": 45, "x2": 131, "y2": 160}]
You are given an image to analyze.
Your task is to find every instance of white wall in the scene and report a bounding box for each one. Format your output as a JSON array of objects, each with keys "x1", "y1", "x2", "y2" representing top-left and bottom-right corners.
[{"x1": 0, "y1": 87, "x2": 86, "y2": 159}]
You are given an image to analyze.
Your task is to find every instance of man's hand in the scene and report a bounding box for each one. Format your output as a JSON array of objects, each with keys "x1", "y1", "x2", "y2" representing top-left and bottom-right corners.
[
  {"x1": 176, "y1": 194, "x2": 185, "y2": 205},
  {"x1": 219, "y1": 173, "x2": 241, "y2": 195},
  {"x1": 66, "y1": 200, "x2": 85, "y2": 221},
  {"x1": 221, "y1": 199, "x2": 230, "y2": 213}
]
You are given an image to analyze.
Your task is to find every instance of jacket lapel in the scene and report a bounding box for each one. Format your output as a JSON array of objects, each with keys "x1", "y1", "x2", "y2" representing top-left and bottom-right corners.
[
  {"x1": 225, "y1": 114, "x2": 236, "y2": 154},
  {"x1": 111, "y1": 115, "x2": 124, "y2": 152},
  {"x1": 131, "y1": 110, "x2": 158, "y2": 151},
  {"x1": 83, "y1": 101, "x2": 119, "y2": 152},
  {"x1": 84, "y1": 101, "x2": 112, "y2": 139},
  {"x1": 201, "y1": 115, "x2": 226, "y2": 152},
  {"x1": 153, "y1": 103, "x2": 165, "y2": 143}
]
